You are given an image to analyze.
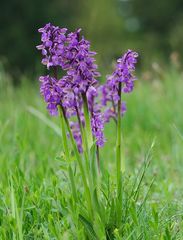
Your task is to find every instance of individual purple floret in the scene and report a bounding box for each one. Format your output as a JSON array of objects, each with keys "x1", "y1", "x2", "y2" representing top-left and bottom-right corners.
[
  {"x1": 91, "y1": 111, "x2": 105, "y2": 147},
  {"x1": 100, "y1": 49, "x2": 138, "y2": 123}
]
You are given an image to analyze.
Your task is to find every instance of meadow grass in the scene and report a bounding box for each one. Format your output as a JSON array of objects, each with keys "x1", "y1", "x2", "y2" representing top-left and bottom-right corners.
[{"x1": 0, "y1": 67, "x2": 183, "y2": 239}]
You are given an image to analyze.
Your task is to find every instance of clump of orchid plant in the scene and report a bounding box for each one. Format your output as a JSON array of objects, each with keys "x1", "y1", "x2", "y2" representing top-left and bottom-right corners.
[{"x1": 37, "y1": 23, "x2": 138, "y2": 238}]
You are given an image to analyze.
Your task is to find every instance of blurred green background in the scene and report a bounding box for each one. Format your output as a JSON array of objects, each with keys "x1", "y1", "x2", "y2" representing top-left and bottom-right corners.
[{"x1": 0, "y1": 0, "x2": 183, "y2": 82}]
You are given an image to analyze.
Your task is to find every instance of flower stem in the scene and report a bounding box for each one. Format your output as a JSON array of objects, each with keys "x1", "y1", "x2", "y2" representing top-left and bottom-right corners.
[
  {"x1": 96, "y1": 145, "x2": 100, "y2": 174},
  {"x1": 82, "y1": 93, "x2": 93, "y2": 149},
  {"x1": 58, "y1": 107, "x2": 78, "y2": 202},
  {"x1": 55, "y1": 66, "x2": 78, "y2": 203},
  {"x1": 116, "y1": 82, "x2": 124, "y2": 226},
  {"x1": 75, "y1": 105, "x2": 93, "y2": 190},
  {"x1": 75, "y1": 105, "x2": 89, "y2": 158},
  {"x1": 59, "y1": 106, "x2": 93, "y2": 220}
]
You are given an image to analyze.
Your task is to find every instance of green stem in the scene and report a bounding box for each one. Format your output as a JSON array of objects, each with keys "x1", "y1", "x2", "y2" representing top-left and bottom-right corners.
[
  {"x1": 54, "y1": 66, "x2": 78, "y2": 204},
  {"x1": 75, "y1": 106, "x2": 89, "y2": 160},
  {"x1": 116, "y1": 83, "x2": 122, "y2": 190},
  {"x1": 116, "y1": 82, "x2": 124, "y2": 226},
  {"x1": 81, "y1": 94, "x2": 94, "y2": 192},
  {"x1": 75, "y1": 106, "x2": 93, "y2": 191},
  {"x1": 96, "y1": 145, "x2": 100, "y2": 174},
  {"x1": 59, "y1": 107, "x2": 78, "y2": 202},
  {"x1": 59, "y1": 106, "x2": 93, "y2": 220},
  {"x1": 82, "y1": 93, "x2": 93, "y2": 149}
]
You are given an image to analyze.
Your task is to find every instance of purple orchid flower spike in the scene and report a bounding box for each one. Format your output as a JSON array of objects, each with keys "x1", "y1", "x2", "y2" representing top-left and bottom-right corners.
[{"x1": 100, "y1": 49, "x2": 138, "y2": 123}]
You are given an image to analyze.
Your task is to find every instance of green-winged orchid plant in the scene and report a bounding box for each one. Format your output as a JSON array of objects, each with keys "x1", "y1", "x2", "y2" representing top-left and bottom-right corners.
[{"x1": 37, "y1": 23, "x2": 138, "y2": 237}]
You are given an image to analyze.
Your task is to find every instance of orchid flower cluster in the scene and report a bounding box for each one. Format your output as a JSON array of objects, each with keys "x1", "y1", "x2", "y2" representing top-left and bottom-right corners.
[
  {"x1": 37, "y1": 23, "x2": 138, "y2": 155},
  {"x1": 37, "y1": 23, "x2": 105, "y2": 152},
  {"x1": 37, "y1": 23, "x2": 138, "y2": 233}
]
